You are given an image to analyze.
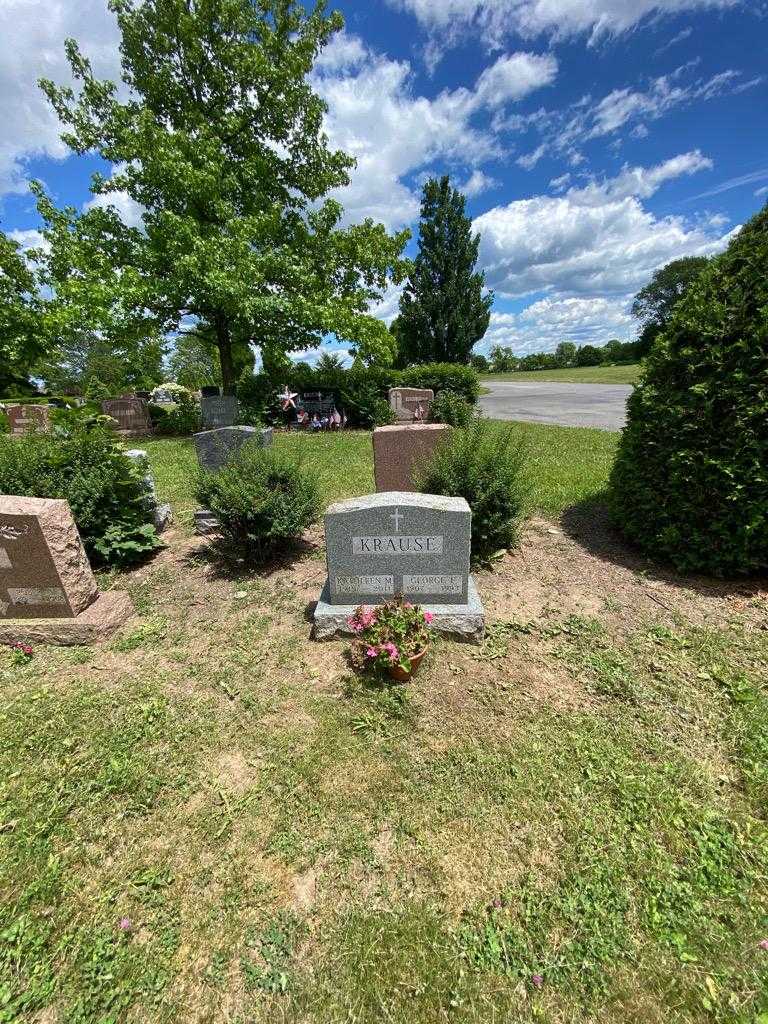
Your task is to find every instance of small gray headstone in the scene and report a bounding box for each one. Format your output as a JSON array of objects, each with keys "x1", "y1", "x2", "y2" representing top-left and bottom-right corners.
[
  {"x1": 200, "y1": 394, "x2": 238, "y2": 429},
  {"x1": 193, "y1": 426, "x2": 273, "y2": 473},
  {"x1": 389, "y1": 388, "x2": 434, "y2": 423}
]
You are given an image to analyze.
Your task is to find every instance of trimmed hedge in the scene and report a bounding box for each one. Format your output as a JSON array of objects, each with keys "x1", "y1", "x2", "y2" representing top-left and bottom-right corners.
[
  {"x1": 237, "y1": 362, "x2": 480, "y2": 427},
  {"x1": 609, "y1": 201, "x2": 768, "y2": 576}
]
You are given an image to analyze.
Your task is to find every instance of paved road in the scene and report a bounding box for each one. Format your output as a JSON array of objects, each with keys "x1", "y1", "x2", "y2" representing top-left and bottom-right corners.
[{"x1": 478, "y1": 381, "x2": 633, "y2": 431}]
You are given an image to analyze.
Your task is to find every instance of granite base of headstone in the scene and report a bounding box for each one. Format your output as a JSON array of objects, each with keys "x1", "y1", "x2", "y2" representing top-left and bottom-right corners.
[
  {"x1": 193, "y1": 426, "x2": 273, "y2": 473},
  {"x1": 124, "y1": 449, "x2": 173, "y2": 534},
  {"x1": 0, "y1": 496, "x2": 134, "y2": 646},
  {"x1": 388, "y1": 388, "x2": 434, "y2": 423},
  {"x1": 8, "y1": 405, "x2": 53, "y2": 436},
  {"x1": 373, "y1": 423, "x2": 450, "y2": 492},
  {"x1": 102, "y1": 397, "x2": 153, "y2": 438},
  {"x1": 312, "y1": 491, "x2": 484, "y2": 643},
  {"x1": 200, "y1": 394, "x2": 238, "y2": 430},
  {"x1": 194, "y1": 510, "x2": 220, "y2": 536}
]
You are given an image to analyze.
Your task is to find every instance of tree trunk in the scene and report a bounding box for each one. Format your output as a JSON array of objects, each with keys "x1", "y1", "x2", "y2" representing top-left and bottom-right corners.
[{"x1": 215, "y1": 314, "x2": 236, "y2": 395}]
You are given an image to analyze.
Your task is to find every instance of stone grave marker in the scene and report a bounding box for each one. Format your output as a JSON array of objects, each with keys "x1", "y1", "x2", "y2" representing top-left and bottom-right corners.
[
  {"x1": 193, "y1": 426, "x2": 273, "y2": 535},
  {"x1": 373, "y1": 423, "x2": 450, "y2": 492},
  {"x1": 0, "y1": 496, "x2": 134, "y2": 645},
  {"x1": 102, "y1": 397, "x2": 152, "y2": 438},
  {"x1": 8, "y1": 405, "x2": 53, "y2": 436},
  {"x1": 124, "y1": 449, "x2": 173, "y2": 533},
  {"x1": 389, "y1": 387, "x2": 434, "y2": 423},
  {"x1": 313, "y1": 491, "x2": 484, "y2": 642},
  {"x1": 200, "y1": 394, "x2": 238, "y2": 430},
  {"x1": 193, "y1": 425, "x2": 273, "y2": 473}
]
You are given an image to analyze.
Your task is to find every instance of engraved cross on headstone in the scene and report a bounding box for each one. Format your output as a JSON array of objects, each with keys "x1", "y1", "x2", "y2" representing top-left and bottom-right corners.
[{"x1": 390, "y1": 508, "x2": 404, "y2": 533}]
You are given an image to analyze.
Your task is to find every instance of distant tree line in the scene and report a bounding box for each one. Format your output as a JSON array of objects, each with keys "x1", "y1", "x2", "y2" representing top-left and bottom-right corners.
[{"x1": 472, "y1": 338, "x2": 640, "y2": 374}]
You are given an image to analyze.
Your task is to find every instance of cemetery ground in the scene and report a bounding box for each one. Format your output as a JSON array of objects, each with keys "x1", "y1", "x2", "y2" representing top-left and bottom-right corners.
[
  {"x1": 2, "y1": 427, "x2": 767, "y2": 1024},
  {"x1": 481, "y1": 364, "x2": 642, "y2": 384}
]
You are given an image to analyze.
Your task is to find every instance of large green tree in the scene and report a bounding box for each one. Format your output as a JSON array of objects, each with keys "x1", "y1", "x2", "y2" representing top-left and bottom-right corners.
[
  {"x1": 632, "y1": 256, "x2": 710, "y2": 357},
  {"x1": 38, "y1": 0, "x2": 408, "y2": 393},
  {"x1": 0, "y1": 231, "x2": 44, "y2": 395},
  {"x1": 397, "y1": 176, "x2": 493, "y2": 366}
]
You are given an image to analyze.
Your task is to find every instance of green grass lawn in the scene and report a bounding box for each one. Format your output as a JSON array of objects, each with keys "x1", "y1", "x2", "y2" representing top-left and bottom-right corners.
[
  {"x1": 143, "y1": 422, "x2": 618, "y2": 529},
  {"x1": 1, "y1": 423, "x2": 766, "y2": 1024},
  {"x1": 482, "y1": 363, "x2": 642, "y2": 384}
]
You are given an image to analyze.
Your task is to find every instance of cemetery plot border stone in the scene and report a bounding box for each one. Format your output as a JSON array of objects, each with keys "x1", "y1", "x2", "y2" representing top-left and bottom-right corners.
[
  {"x1": 313, "y1": 491, "x2": 484, "y2": 643},
  {"x1": 389, "y1": 387, "x2": 434, "y2": 423},
  {"x1": 0, "y1": 495, "x2": 134, "y2": 645},
  {"x1": 373, "y1": 423, "x2": 450, "y2": 492},
  {"x1": 101, "y1": 397, "x2": 153, "y2": 438},
  {"x1": 8, "y1": 405, "x2": 53, "y2": 436},
  {"x1": 200, "y1": 394, "x2": 238, "y2": 430}
]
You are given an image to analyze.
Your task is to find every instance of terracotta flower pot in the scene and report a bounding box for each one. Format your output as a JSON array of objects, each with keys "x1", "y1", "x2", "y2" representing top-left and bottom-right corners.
[{"x1": 388, "y1": 646, "x2": 428, "y2": 682}]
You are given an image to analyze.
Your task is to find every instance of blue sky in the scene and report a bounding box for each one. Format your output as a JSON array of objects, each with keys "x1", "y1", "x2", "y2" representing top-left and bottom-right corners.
[{"x1": 1, "y1": 0, "x2": 766, "y2": 359}]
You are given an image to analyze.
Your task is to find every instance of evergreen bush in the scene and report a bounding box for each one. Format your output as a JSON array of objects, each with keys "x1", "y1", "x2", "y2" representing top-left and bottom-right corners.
[
  {"x1": 196, "y1": 443, "x2": 321, "y2": 562},
  {"x1": 416, "y1": 419, "x2": 526, "y2": 565},
  {"x1": 429, "y1": 390, "x2": 474, "y2": 427},
  {"x1": 0, "y1": 427, "x2": 160, "y2": 566},
  {"x1": 610, "y1": 202, "x2": 768, "y2": 575}
]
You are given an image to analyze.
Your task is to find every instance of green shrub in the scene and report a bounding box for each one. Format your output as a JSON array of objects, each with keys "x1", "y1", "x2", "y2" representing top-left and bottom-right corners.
[
  {"x1": 0, "y1": 428, "x2": 160, "y2": 566},
  {"x1": 196, "y1": 443, "x2": 321, "y2": 562},
  {"x1": 416, "y1": 419, "x2": 526, "y2": 564},
  {"x1": 430, "y1": 390, "x2": 474, "y2": 427},
  {"x1": 400, "y1": 363, "x2": 480, "y2": 404},
  {"x1": 0, "y1": 410, "x2": 8, "y2": 435},
  {"x1": 610, "y1": 201, "x2": 768, "y2": 576},
  {"x1": 149, "y1": 395, "x2": 200, "y2": 436}
]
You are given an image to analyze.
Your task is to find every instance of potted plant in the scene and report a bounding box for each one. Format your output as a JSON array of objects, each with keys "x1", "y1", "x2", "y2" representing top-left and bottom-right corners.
[{"x1": 348, "y1": 596, "x2": 434, "y2": 682}]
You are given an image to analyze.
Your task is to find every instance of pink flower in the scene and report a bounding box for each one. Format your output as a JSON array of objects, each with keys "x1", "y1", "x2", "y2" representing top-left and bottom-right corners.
[
  {"x1": 759, "y1": 939, "x2": 768, "y2": 951},
  {"x1": 118, "y1": 917, "x2": 132, "y2": 932},
  {"x1": 366, "y1": 647, "x2": 379, "y2": 659},
  {"x1": 383, "y1": 642, "x2": 399, "y2": 662},
  {"x1": 423, "y1": 611, "x2": 434, "y2": 624},
  {"x1": 531, "y1": 974, "x2": 543, "y2": 990}
]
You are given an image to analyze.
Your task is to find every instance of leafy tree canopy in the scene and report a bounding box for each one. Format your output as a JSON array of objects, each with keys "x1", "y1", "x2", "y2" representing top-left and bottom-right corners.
[
  {"x1": 397, "y1": 176, "x2": 493, "y2": 366},
  {"x1": 0, "y1": 231, "x2": 45, "y2": 394},
  {"x1": 38, "y1": 0, "x2": 409, "y2": 392},
  {"x1": 632, "y1": 256, "x2": 710, "y2": 357}
]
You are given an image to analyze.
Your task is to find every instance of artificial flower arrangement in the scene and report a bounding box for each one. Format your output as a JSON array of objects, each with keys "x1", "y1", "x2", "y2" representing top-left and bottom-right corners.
[{"x1": 348, "y1": 595, "x2": 434, "y2": 680}]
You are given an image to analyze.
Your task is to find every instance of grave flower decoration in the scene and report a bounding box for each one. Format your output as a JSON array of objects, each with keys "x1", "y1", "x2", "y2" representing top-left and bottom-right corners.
[{"x1": 349, "y1": 595, "x2": 433, "y2": 678}]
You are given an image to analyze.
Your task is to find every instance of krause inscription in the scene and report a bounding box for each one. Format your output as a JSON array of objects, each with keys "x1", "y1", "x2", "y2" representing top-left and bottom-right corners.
[{"x1": 324, "y1": 492, "x2": 471, "y2": 606}]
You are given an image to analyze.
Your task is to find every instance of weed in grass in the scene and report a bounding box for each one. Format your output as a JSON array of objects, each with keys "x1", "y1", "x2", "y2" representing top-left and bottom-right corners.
[
  {"x1": 112, "y1": 615, "x2": 168, "y2": 652},
  {"x1": 241, "y1": 912, "x2": 304, "y2": 995}
]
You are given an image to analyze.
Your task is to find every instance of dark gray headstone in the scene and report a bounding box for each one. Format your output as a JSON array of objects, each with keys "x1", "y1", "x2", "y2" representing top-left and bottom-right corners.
[
  {"x1": 101, "y1": 397, "x2": 152, "y2": 438},
  {"x1": 193, "y1": 426, "x2": 273, "y2": 473},
  {"x1": 200, "y1": 394, "x2": 238, "y2": 429},
  {"x1": 323, "y1": 491, "x2": 471, "y2": 607}
]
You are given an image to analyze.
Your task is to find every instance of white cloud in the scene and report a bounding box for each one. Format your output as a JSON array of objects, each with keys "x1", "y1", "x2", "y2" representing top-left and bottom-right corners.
[
  {"x1": 473, "y1": 52, "x2": 558, "y2": 107},
  {"x1": 8, "y1": 228, "x2": 46, "y2": 252},
  {"x1": 460, "y1": 170, "x2": 500, "y2": 197},
  {"x1": 505, "y1": 63, "x2": 762, "y2": 170},
  {"x1": 480, "y1": 296, "x2": 636, "y2": 355},
  {"x1": 474, "y1": 153, "x2": 732, "y2": 299},
  {"x1": 654, "y1": 26, "x2": 694, "y2": 55},
  {"x1": 0, "y1": 0, "x2": 121, "y2": 196},
  {"x1": 315, "y1": 49, "x2": 555, "y2": 230},
  {"x1": 755, "y1": 186, "x2": 768, "y2": 199},
  {"x1": 686, "y1": 167, "x2": 768, "y2": 200},
  {"x1": 388, "y1": 0, "x2": 741, "y2": 47},
  {"x1": 314, "y1": 32, "x2": 369, "y2": 74},
  {"x1": 549, "y1": 173, "x2": 572, "y2": 192},
  {"x1": 84, "y1": 185, "x2": 145, "y2": 230}
]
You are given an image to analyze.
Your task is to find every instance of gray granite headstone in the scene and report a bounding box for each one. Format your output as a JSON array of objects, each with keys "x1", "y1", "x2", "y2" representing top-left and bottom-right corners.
[
  {"x1": 323, "y1": 492, "x2": 471, "y2": 606},
  {"x1": 314, "y1": 490, "x2": 483, "y2": 640},
  {"x1": 389, "y1": 388, "x2": 434, "y2": 423},
  {"x1": 193, "y1": 426, "x2": 273, "y2": 473},
  {"x1": 200, "y1": 394, "x2": 238, "y2": 429}
]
